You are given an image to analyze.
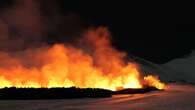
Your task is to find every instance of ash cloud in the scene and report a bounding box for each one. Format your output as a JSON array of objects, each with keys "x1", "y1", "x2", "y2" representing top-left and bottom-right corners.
[{"x1": 0, "y1": 0, "x2": 87, "y2": 52}]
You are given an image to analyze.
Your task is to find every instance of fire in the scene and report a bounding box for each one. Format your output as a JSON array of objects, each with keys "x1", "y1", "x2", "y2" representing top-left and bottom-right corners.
[
  {"x1": 0, "y1": 27, "x2": 165, "y2": 91},
  {"x1": 144, "y1": 75, "x2": 165, "y2": 90}
]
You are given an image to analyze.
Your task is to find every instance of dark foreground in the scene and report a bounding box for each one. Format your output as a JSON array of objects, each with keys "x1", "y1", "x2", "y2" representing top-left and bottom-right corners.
[
  {"x1": 0, "y1": 84, "x2": 194, "y2": 110},
  {"x1": 0, "y1": 87, "x2": 159, "y2": 99}
]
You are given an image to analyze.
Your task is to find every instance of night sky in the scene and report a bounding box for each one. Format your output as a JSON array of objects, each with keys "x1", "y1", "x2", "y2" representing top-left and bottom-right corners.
[{"x1": 0, "y1": 0, "x2": 194, "y2": 64}]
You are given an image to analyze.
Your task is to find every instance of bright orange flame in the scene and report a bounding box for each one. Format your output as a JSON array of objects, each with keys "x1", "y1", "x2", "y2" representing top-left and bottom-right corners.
[
  {"x1": 144, "y1": 75, "x2": 165, "y2": 90},
  {"x1": 0, "y1": 27, "x2": 165, "y2": 91}
]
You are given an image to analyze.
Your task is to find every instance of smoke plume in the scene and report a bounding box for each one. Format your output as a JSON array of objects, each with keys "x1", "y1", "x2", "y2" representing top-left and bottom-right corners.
[{"x1": 0, "y1": 0, "x2": 86, "y2": 51}]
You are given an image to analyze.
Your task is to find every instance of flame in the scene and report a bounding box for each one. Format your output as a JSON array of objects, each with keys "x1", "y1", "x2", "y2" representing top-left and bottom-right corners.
[
  {"x1": 0, "y1": 27, "x2": 165, "y2": 91},
  {"x1": 144, "y1": 75, "x2": 165, "y2": 90}
]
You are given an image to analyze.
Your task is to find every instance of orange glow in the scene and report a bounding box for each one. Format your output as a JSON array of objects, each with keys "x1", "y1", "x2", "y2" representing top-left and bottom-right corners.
[
  {"x1": 0, "y1": 27, "x2": 165, "y2": 90},
  {"x1": 144, "y1": 75, "x2": 165, "y2": 90}
]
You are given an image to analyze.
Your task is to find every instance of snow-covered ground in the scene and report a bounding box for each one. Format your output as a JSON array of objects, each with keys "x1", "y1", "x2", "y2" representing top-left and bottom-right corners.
[
  {"x1": 131, "y1": 50, "x2": 195, "y2": 83},
  {"x1": 163, "y1": 51, "x2": 195, "y2": 83},
  {"x1": 0, "y1": 84, "x2": 195, "y2": 110}
]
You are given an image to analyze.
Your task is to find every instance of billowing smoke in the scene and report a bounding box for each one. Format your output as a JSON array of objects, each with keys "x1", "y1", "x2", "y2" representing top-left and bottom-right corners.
[
  {"x1": 0, "y1": 26, "x2": 144, "y2": 90},
  {"x1": 0, "y1": 0, "x2": 165, "y2": 90},
  {"x1": 0, "y1": 0, "x2": 86, "y2": 51}
]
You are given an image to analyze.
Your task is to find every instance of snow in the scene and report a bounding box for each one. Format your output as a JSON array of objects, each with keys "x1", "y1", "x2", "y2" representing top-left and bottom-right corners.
[
  {"x1": 130, "y1": 51, "x2": 195, "y2": 83},
  {"x1": 1, "y1": 84, "x2": 195, "y2": 110},
  {"x1": 163, "y1": 51, "x2": 195, "y2": 83}
]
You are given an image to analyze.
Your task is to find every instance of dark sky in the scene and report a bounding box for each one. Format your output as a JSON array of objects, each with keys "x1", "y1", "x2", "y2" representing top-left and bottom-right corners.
[{"x1": 0, "y1": 0, "x2": 194, "y2": 64}]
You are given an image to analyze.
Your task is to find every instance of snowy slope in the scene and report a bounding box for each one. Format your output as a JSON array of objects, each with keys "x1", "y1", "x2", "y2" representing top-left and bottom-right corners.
[
  {"x1": 163, "y1": 51, "x2": 195, "y2": 83},
  {"x1": 128, "y1": 55, "x2": 174, "y2": 82},
  {"x1": 129, "y1": 52, "x2": 195, "y2": 84}
]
